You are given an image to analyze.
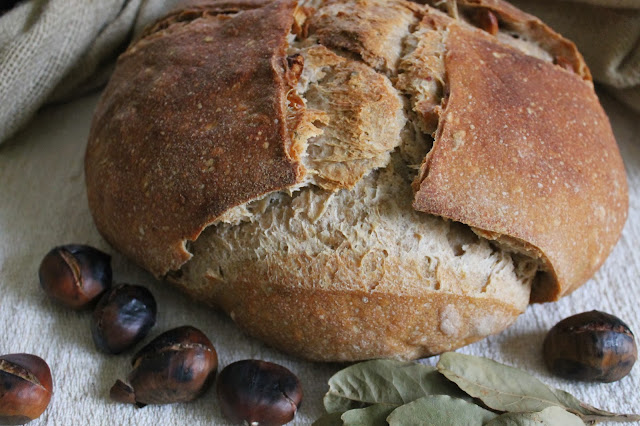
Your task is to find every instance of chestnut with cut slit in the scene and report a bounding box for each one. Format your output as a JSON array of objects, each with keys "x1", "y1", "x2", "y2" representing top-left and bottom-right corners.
[
  {"x1": 39, "y1": 244, "x2": 112, "y2": 309},
  {"x1": 0, "y1": 354, "x2": 53, "y2": 425},
  {"x1": 543, "y1": 310, "x2": 637, "y2": 382},
  {"x1": 92, "y1": 284, "x2": 157, "y2": 354},
  {"x1": 110, "y1": 326, "x2": 217, "y2": 407},
  {"x1": 217, "y1": 360, "x2": 303, "y2": 426}
]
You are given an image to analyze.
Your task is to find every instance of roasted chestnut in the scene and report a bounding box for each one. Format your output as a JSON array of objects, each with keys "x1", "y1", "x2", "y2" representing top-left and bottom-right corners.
[
  {"x1": 543, "y1": 310, "x2": 637, "y2": 382},
  {"x1": 0, "y1": 354, "x2": 53, "y2": 424},
  {"x1": 92, "y1": 284, "x2": 157, "y2": 354},
  {"x1": 39, "y1": 244, "x2": 112, "y2": 309},
  {"x1": 217, "y1": 360, "x2": 303, "y2": 426},
  {"x1": 110, "y1": 326, "x2": 217, "y2": 406}
]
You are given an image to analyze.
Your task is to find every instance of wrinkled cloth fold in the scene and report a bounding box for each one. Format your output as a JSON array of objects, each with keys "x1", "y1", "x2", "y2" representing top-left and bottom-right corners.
[{"x1": 1, "y1": 0, "x2": 639, "y2": 144}]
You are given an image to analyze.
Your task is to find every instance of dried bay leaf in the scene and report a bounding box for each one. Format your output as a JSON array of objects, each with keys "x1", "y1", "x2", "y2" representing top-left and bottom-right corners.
[
  {"x1": 341, "y1": 404, "x2": 395, "y2": 426},
  {"x1": 549, "y1": 389, "x2": 640, "y2": 423},
  {"x1": 386, "y1": 395, "x2": 499, "y2": 426},
  {"x1": 324, "y1": 359, "x2": 467, "y2": 413},
  {"x1": 486, "y1": 406, "x2": 585, "y2": 425},
  {"x1": 437, "y1": 352, "x2": 640, "y2": 423}
]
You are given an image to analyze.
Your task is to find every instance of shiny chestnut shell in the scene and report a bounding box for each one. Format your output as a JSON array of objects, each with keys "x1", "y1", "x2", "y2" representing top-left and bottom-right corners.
[
  {"x1": 38, "y1": 244, "x2": 111, "y2": 309},
  {"x1": 0, "y1": 354, "x2": 53, "y2": 425},
  {"x1": 216, "y1": 360, "x2": 303, "y2": 426},
  {"x1": 110, "y1": 326, "x2": 217, "y2": 406},
  {"x1": 543, "y1": 310, "x2": 637, "y2": 382},
  {"x1": 92, "y1": 284, "x2": 157, "y2": 354}
]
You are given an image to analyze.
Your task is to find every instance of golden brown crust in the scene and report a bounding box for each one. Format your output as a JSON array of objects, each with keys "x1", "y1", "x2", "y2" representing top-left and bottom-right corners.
[
  {"x1": 412, "y1": 24, "x2": 628, "y2": 302},
  {"x1": 141, "y1": 0, "x2": 275, "y2": 39},
  {"x1": 419, "y1": 0, "x2": 591, "y2": 79},
  {"x1": 212, "y1": 286, "x2": 520, "y2": 361},
  {"x1": 85, "y1": 0, "x2": 304, "y2": 277},
  {"x1": 170, "y1": 253, "x2": 524, "y2": 361}
]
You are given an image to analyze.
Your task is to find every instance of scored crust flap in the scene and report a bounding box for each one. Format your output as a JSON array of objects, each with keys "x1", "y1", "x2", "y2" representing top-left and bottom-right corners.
[
  {"x1": 431, "y1": 0, "x2": 591, "y2": 79},
  {"x1": 413, "y1": 23, "x2": 628, "y2": 302},
  {"x1": 85, "y1": 0, "x2": 305, "y2": 277}
]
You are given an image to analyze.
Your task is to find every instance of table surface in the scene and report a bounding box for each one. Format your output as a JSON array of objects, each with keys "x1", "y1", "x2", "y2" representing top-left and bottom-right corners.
[{"x1": 0, "y1": 90, "x2": 638, "y2": 425}]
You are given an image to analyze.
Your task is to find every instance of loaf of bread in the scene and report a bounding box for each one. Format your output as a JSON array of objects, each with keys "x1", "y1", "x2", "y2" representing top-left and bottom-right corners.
[{"x1": 85, "y1": 0, "x2": 628, "y2": 361}]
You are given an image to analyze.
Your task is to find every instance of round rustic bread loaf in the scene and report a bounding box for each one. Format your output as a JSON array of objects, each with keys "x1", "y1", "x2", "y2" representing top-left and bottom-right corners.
[{"x1": 85, "y1": 0, "x2": 628, "y2": 361}]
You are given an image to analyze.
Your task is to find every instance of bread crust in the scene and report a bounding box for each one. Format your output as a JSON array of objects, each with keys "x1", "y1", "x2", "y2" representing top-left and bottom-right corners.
[
  {"x1": 170, "y1": 252, "x2": 524, "y2": 361},
  {"x1": 412, "y1": 24, "x2": 628, "y2": 301},
  {"x1": 86, "y1": 0, "x2": 304, "y2": 276},
  {"x1": 309, "y1": 0, "x2": 421, "y2": 73},
  {"x1": 428, "y1": 0, "x2": 591, "y2": 79},
  {"x1": 85, "y1": 0, "x2": 628, "y2": 360},
  {"x1": 141, "y1": 0, "x2": 277, "y2": 39}
]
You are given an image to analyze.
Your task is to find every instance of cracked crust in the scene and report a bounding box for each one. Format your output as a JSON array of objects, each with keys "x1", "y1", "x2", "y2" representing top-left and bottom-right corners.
[
  {"x1": 86, "y1": 0, "x2": 304, "y2": 276},
  {"x1": 412, "y1": 23, "x2": 627, "y2": 302},
  {"x1": 85, "y1": 0, "x2": 627, "y2": 360},
  {"x1": 418, "y1": 0, "x2": 591, "y2": 79},
  {"x1": 172, "y1": 156, "x2": 537, "y2": 360}
]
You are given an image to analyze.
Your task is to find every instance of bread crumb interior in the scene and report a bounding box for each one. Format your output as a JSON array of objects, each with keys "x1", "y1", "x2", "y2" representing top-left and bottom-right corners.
[{"x1": 176, "y1": 1, "x2": 555, "y2": 316}]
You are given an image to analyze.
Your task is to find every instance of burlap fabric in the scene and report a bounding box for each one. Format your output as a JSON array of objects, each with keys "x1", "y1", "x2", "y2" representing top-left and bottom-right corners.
[{"x1": 1, "y1": 0, "x2": 639, "y2": 144}]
